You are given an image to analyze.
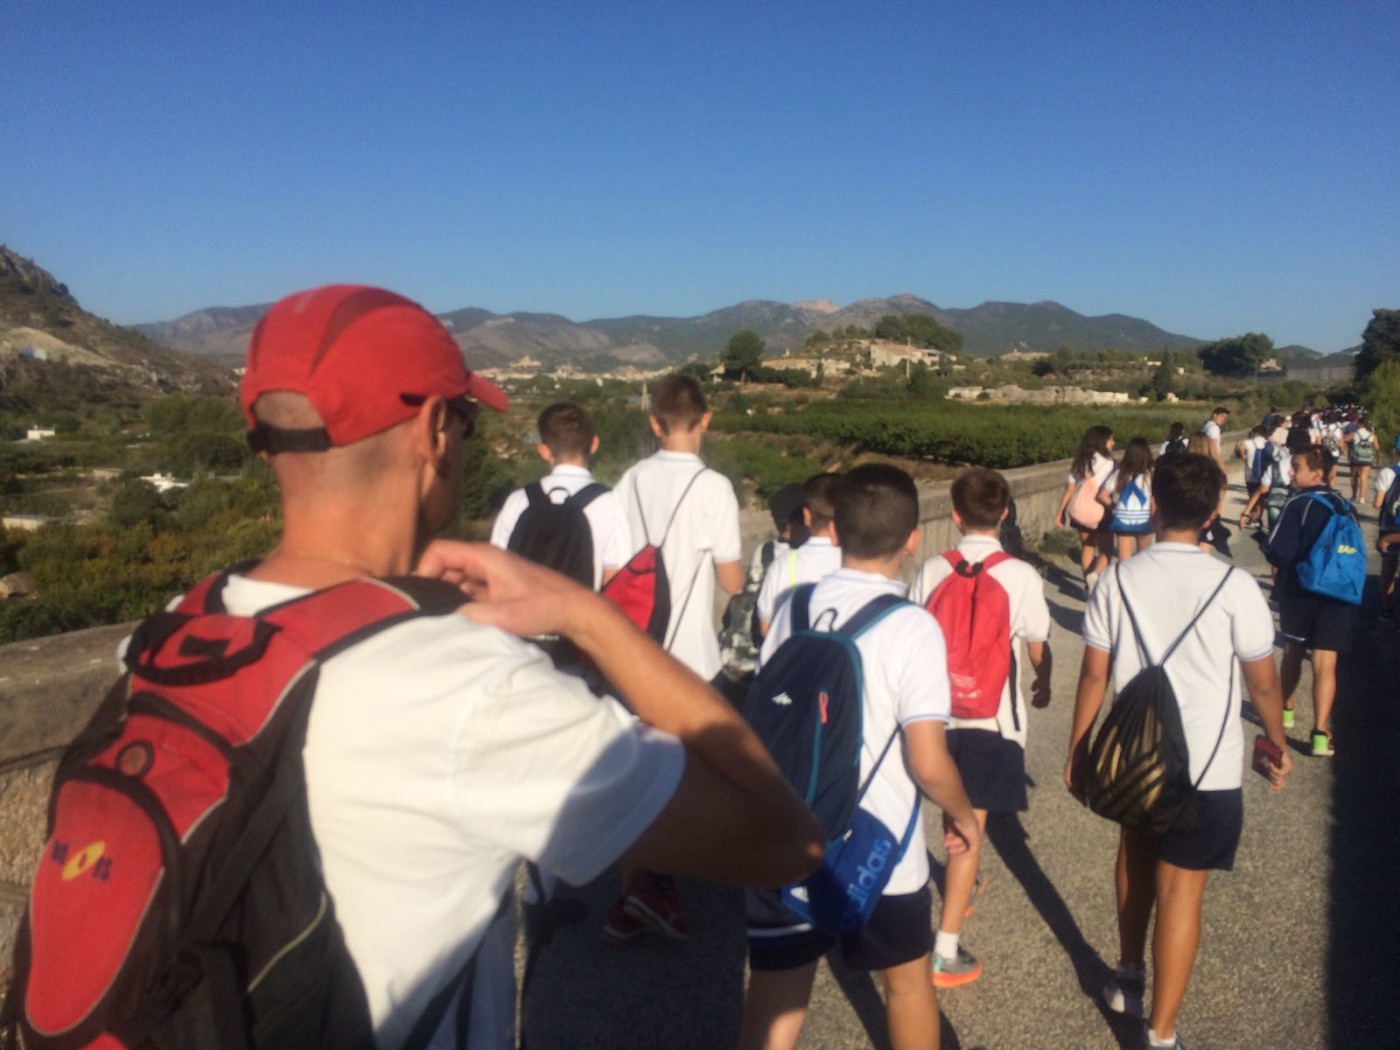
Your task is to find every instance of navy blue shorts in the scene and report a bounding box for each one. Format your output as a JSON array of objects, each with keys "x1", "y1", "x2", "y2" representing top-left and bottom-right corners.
[
  {"x1": 1278, "y1": 591, "x2": 1356, "y2": 653},
  {"x1": 947, "y1": 728, "x2": 1028, "y2": 813},
  {"x1": 1158, "y1": 788, "x2": 1244, "y2": 872},
  {"x1": 746, "y1": 886, "x2": 933, "y2": 973}
]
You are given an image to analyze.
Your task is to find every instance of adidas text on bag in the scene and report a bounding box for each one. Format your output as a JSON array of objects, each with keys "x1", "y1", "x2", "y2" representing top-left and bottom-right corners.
[
  {"x1": 1086, "y1": 566, "x2": 1235, "y2": 835},
  {"x1": 1295, "y1": 492, "x2": 1366, "y2": 605},
  {"x1": 9, "y1": 570, "x2": 467, "y2": 1050},
  {"x1": 924, "y1": 551, "x2": 1014, "y2": 720},
  {"x1": 506, "y1": 481, "x2": 609, "y2": 588},
  {"x1": 743, "y1": 585, "x2": 920, "y2": 935},
  {"x1": 602, "y1": 469, "x2": 707, "y2": 646}
]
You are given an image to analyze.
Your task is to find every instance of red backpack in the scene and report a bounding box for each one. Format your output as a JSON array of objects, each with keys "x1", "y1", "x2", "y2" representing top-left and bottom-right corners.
[
  {"x1": 6, "y1": 569, "x2": 466, "y2": 1050},
  {"x1": 924, "y1": 551, "x2": 1014, "y2": 720},
  {"x1": 602, "y1": 469, "x2": 707, "y2": 647}
]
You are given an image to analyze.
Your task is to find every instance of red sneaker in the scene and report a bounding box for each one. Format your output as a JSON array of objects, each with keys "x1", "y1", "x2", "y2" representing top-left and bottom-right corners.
[
  {"x1": 603, "y1": 897, "x2": 648, "y2": 946},
  {"x1": 624, "y1": 876, "x2": 690, "y2": 941}
]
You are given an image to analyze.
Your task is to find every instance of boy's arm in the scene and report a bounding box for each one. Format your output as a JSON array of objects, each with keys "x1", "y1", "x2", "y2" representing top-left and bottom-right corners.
[
  {"x1": 902, "y1": 720, "x2": 979, "y2": 855},
  {"x1": 1241, "y1": 654, "x2": 1292, "y2": 791},
  {"x1": 1028, "y1": 640, "x2": 1052, "y2": 707},
  {"x1": 416, "y1": 540, "x2": 823, "y2": 885},
  {"x1": 715, "y1": 559, "x2": 745, "y2": 596},
  {"x1": 1065, "y1": 645, "x2": 1111, "y2": 802},
  {"x1": 1379, "y1": 532, "x2": 1400, "y2": 553}
]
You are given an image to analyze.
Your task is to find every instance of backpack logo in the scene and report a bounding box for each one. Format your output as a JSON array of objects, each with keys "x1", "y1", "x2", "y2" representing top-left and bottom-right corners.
[
  {"x1": 56, "y1": 841, "x2": 110, "y2": 882},
  {"x1": 772, "y1": 692, "x2": 793, "y2": 706}
]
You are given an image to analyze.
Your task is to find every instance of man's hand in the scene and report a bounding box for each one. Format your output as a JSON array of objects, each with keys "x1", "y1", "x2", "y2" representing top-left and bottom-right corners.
[
  {"x1": 416, "y1": 539, "x2": 599, "y2": 641},
  {"x1": 1031, "y1": 677, "x2": 1052, "y2": 709},
  {"x1": 1266, "y1": 747, "x2": 1293, "y2": 793}
]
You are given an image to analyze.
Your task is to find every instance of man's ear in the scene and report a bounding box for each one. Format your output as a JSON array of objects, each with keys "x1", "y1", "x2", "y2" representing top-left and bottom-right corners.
[
  {"x1": 536, "y1": 443, "x2": 555, "y2": 466},
  {"x1": 999, "y1": 507, "x2": 1010, "y2": 524},
  {"x1": 589, "y1": 434, "x2": 600, "y2": 456},
  {"x1": 950, "y1": 508, "x2": 965, "y2": 531},
  {"x1": 648, "y1": 415, "x2": 666, "y2": 440},
  {"x1": 802, "y1": 507, "x2": 813, "y2": 528},
  {"x1": 698, "y1": 410, "x2": 713, "y2": 433},
  {"x1": 410, "y1": 396, "x2": 452, "y2": 477}
]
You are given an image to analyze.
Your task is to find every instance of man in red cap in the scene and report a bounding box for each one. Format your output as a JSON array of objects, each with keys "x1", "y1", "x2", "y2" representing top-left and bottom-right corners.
[{"x1": 233, "y1": 285, "x2": 821, "y2": 1048}]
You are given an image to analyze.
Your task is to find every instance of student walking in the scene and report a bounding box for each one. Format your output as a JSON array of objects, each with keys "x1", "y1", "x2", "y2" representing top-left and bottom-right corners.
[
  {"x1": 1266, "y1": 446, "x2": 1362, "y2": 754},
  {"x1": 1197, "y1": 407, "x2": 1230, "y2": 469},
  {"x1": 608, "y1": 372, "x2": 746, "y2": 943},
  {"x1": 737, "y1": 464, "x2": 979, "y2": 1050},
  {"x1": 1346, "y1": 415, "x2": 1377, "y2": 504},
  {"x1": 1056, "y1": 425, "x2": 1116, "y2": 591},
  {"x1": 1158, "y1": 423, "x2": 1188, "y2": 458},
  {"x1": 490, "y1": 401, "x2": 631, "y2": 590},
  {"x1": 1111, "y1": 438, "x2": 1156, "y2": 562},
  {"x1": 755, "y1": 472, "x2": 843, "y2": 638},
  {"x1": 908, "y1": 467, "x2": 1052, "y2": 989},
  {"x1": 1066, "y1": 452, "x2": 1291, "y2": 1050}
]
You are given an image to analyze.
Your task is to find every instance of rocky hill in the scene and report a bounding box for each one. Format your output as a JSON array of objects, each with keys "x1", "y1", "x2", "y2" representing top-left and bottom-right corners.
[
  {"x1": 0, "y1": 247, "x2": 232, "y2": 396},
  {"x1": 143, "y1": 291, "x2": 1211, "y2": 371}
]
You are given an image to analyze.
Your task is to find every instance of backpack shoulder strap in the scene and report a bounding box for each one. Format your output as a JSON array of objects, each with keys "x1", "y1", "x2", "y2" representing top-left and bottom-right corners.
[
  {"x1": 789, "y1": 582, "x2": 816, "y2": 634},
  {"x1": 524, "y1": 481, "x2": 547, "y2": 508},
  {"x1": 836, "y1": 593, "x2": 908, "y2": 641},
  {"x1": 658, "y1": 467, "x2": 709, "y2": 547},
  {"x1": 981, "y1": 550, "x2": 1014, "y2": 571},
  {"x1": 568, "y1": 482, "x2": 610, "y2": 512}
]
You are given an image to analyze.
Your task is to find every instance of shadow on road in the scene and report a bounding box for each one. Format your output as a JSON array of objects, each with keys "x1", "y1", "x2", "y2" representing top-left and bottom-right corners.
[{"x1": 1325, "y1": 609, "x2": 1400, "y2": 1049}]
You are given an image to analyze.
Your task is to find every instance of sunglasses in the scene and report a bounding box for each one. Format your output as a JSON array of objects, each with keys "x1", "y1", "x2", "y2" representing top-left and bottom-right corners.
[{"x1": 399, "y1": 394, "x2": 479, "y2": 439}]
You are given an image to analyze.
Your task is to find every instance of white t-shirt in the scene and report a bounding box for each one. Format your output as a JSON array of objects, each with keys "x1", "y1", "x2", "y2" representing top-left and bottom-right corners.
[
  {"x1": 1082, "y1": 544, "x2": 1275, "y2": 792},
  {"x1": 1374, "y1": 466, "x2": 1396, "y2": 501},
  {"x1": 218, "y1": 575, "x2": 685, "y2": 1050},
  {"x1": 748, "y1": 538, "x2": 791, "y2": 586},
  {"x1": 755, "y1": 536, "x2": 843, "y2": 627},
  {"x1": 1200, "y1": 419, "x2": 1223, "y2": 446},
  {"x1": 1243, "y1": 435, "x2": 1269, "y2": 482},
  {"x1": 616, "y1": 451, "x2": 742, "y2": 679},
  {"x1": 907, "y1": 535, "x2": 1051, "y2": 748},
  {"x1": 760, "y1": 568, "x2": 950, "y2": 896},
  {"x1": 489, "y1": 464, "x2": 632, "y2": 590}
]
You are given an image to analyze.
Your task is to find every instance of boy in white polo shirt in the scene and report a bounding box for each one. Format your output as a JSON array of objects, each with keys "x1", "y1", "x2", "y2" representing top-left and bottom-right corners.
[
  {"x1": 738, "y1": 464, "x2": 979, "y2": 1050},
  {"x1": 908, "y1": 467, "x2": 1052, "y2": 989},
  {"x1": 1066, "y1": 452, "x2": 1291, "y2": 1050},
  {"x1": 755, "y1": 472, "x2": 844, "y2": 637},
  {"x1": 490, "y1": 401, "x2": 631, "y2": 590},
  {"x1": 608, "y1": 373, "x2": 744, "y2": 943}
]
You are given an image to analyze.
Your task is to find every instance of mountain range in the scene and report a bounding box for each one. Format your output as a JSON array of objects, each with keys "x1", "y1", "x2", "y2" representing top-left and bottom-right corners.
[{"x1": 138, "y1": 293, "x2": 1220, "y2": 370}]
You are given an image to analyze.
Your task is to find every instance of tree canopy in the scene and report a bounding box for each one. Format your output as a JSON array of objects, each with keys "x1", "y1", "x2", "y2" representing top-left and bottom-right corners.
[
  {"x1": 872, "y1": 314, "x2": 963, "y2": 353},
  {"x1": 721, "y1": 330, "x2": 766, "y2": 380},
  {"x1": 1197, "y1": 332, "x2": 1273, "y2": 378},
  {"x1": 1354, "y1": 308, "x2": 1400, "y2": 382}
]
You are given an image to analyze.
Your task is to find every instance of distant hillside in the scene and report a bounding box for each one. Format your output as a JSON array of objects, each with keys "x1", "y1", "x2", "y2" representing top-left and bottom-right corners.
[
  {"x1": 142, "y1": 292, "x2": 1208, "y2": 370},
  {"x1": 0, "y1": 246, "x2": 231, "y2": 396}
]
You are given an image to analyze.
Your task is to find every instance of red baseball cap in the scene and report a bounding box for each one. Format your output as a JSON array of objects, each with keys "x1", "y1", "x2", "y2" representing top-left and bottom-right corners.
[{"x1": 240, "y1": 284, "x2": 507, "y2": 451}]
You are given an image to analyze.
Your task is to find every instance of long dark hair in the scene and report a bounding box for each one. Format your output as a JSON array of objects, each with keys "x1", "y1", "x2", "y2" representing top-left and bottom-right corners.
[
  {"x1": 1116, "y1": 437, "x2": 1154, "y2": 492},
  {"x1": 1072, "y1": 425, "x2": 1113, "y2": 480}
]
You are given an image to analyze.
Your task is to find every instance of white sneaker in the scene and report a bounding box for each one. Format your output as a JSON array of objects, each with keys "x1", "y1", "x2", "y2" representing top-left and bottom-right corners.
[
  {"x1": 1143, "y1": 1026, "x2": 1188, "y2": 1049},
  {"x1": 1103, "y1": 966, "x2": 1145, "y2": 1018}
]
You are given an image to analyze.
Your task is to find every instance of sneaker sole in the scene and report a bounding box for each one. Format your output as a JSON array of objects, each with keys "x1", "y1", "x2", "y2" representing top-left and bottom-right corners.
[
  {"x1": 623, "y1": 898, "x2": 690, "y2": 941},
  {"x1": 602, "y1": 923, "x2": 646, "y2": 946},
  {"x1": 932, "y1": 966, "x2": 983, "y2": 989}
]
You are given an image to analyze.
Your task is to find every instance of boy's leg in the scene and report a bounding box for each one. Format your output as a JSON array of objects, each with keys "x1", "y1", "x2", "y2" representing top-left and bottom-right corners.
[
  {"x1": 1148, "y1": 859, "x2": 1210, "y2": 1042},
  {"x1": 936, "y1": 808, "x2": 987, "y2": 941},
  {"x1": 1115, "y1": 826, "x2": 1158, "y2": 967},
  {"x1": 879, "y1": 954, "x2": 940, "y2": 1050},
  {"x1": 1310, "y1": 647, "x2": 1338, "y2": 735},
  {"x1": 1279, "y1": 640, "x2": 1305, "y2": 721},
  {"x1": 736, "y1": 962, "x2": 820, "y2": 1050}
]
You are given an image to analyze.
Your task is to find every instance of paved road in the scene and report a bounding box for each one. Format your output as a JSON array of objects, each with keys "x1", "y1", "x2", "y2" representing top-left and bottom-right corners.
[{"x1": 519, "y1": 471, "x2": 1400, "y2": 1050}]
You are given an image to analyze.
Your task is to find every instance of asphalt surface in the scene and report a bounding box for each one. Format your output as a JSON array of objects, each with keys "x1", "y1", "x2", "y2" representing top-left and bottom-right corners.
[{"x1": 518, "y1": 468, "x2": 1400, "y2": 1050}]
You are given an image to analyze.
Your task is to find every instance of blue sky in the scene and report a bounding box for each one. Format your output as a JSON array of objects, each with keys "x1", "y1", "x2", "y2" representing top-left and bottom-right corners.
[{"x1": 4, "y1": 1, "x2": 1397, "y2": 352}]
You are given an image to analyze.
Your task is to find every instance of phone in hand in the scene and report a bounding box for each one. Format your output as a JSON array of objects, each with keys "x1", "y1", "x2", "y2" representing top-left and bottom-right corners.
[{"x1": 1252, "y1": 734, "x2": 1284, "y2": 778}]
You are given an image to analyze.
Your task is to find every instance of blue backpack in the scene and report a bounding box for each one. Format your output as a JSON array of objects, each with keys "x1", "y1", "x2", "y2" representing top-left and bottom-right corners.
[
  {"x1": 1296, "y1": 493, "x2": 1366, "y2": 605},
  {"x1": 1249, "y1": 442, "x2": 1271, "y2": 483},
  {"x1": 743, "y1": 584, "x2": 920, "y2": 934}
]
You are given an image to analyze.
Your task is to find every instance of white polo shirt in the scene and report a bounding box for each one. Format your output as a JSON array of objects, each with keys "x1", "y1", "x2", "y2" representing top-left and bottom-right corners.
[
  {"x1": 761, "y1": 568, "x2": 950, "y2": 897},
  {"x1": 755, "y1": 536, "x2": 843, "y2": 628},
  {"x1": 489, "y1": 465, "x2": 632, "y2": 590},
  {"x1": 218, "y1": 575, "x2": 685, "y2": 1050},
  {"x1": 1082, "y1": 544, "x2": 1276, "y2": 792},
  {"x1": 907, "y1": 535, "x2": 1051, "y2": 748},
  {"x1": 616, "y1": 451, "x2": 742, "y2": 679}
]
